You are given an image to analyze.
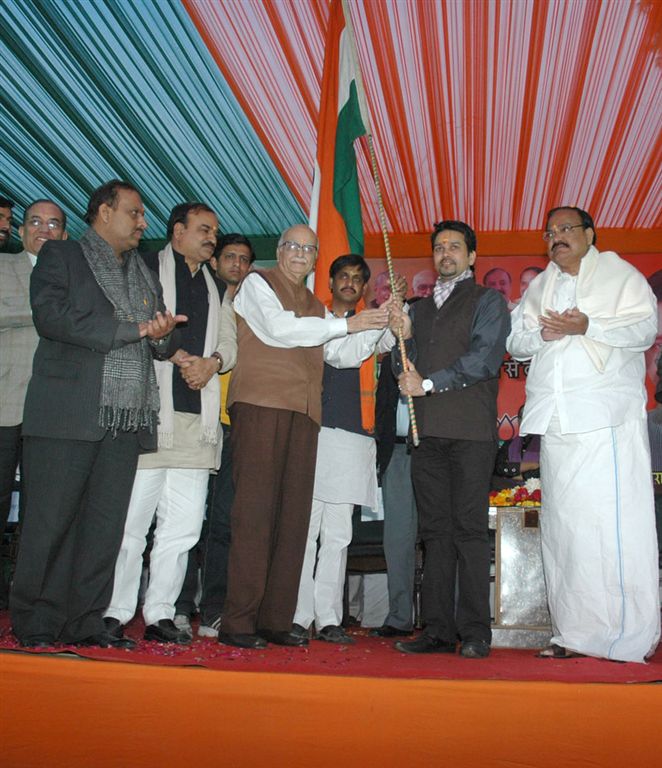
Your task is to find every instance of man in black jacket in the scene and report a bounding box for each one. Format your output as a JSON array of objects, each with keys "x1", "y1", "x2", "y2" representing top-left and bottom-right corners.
[
  {"x1": 392, "y1": 220, "x2": 510, "y2": 658},
  {"x1": 10, "y1": 180, "x2": 183, "y2": 649}
]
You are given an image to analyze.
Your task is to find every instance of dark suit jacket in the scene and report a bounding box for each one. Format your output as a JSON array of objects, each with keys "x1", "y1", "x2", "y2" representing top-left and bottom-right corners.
[
  {"x1": 375, "y1": 297, "x2": 420, "y2": 481},
  {"x1": 375, "y1": 358, "x2": 399, "y2": 483},
  {"x1": 22, "y1": 238, "x2": 172, "y2": 449}
]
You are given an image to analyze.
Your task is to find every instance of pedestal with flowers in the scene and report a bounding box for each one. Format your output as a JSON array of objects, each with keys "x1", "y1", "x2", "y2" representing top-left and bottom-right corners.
[{"x1": 488, "y1": 479, "x2": 552, "y2": 648}]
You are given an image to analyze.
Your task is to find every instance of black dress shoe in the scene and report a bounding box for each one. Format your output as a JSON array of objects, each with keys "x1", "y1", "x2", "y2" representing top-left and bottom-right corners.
[
  {"x1": 103, "y1": 617, "x2": 124, "y2": 639},
  {"x1": 218, "y1": 631, "x2": 268, "y2": 649},
  {"x1": 20, "y1": 636, "x2": 56, "y2": 649},
  {"x1": 460, "y1": 639, "x2": 491, "y2": 658},
  {"x1": 75, "y1": 632, "x2": 137, "y2": 649},
  {"x1": 144, "y1": 619, "x2": 191, "y2": 645},
  {"x1": 395, "y1": 634, "x2": 457, "y2": 655},
  {"x1": 259, "y1": 629, "x2": 308, "y2": 647},
  {"x1": 369, "y1": 624, "x2": 413, "y2": 638},
  {"x1": 291, "y1": 623, "x2": 310, "y2": 639},
  {"x1": 316, "y1": 625, "x2": 354, "y2": 644}
]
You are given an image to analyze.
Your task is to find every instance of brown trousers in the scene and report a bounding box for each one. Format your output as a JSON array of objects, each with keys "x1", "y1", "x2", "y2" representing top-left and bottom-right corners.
[{"x1": 222, "y1": 403, "x2": 319, "y2": 634}]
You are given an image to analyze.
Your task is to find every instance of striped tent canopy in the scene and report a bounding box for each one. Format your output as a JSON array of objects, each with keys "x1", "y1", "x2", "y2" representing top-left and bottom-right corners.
[{"x1": 1, "y1": 0, "x2": 660, "y2": 256}]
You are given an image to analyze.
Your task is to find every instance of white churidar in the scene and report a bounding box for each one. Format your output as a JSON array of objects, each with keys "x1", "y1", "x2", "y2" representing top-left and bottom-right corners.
[
  {"x1": 294, "y1": 426, "x2": 378, "y2": 630},
  {"x1": 105, "y1": 467, "x2": 209, "y2": 626}
]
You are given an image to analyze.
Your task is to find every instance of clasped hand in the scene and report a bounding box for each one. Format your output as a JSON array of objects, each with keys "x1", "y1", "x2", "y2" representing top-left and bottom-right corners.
[
  {"x1": 170, "y1": 349, "x2": 219, "y2": 391},
  {"x1": 539, "y1": 308, "x2": 588, "y2": 341}
]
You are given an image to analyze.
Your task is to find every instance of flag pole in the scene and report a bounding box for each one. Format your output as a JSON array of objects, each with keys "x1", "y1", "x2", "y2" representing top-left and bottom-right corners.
[{"x1": 341, "y1": 0, "x2": 420, "y2": 447}]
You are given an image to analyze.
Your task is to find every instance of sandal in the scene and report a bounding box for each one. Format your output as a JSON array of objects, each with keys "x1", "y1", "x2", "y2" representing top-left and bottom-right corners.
[{"x1": 536, "y1": 643, "x2": 585, "y2": 659}]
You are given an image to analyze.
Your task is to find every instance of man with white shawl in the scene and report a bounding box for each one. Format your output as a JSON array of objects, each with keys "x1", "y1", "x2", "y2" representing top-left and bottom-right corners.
[
  {"x1": 507, "y1": 206, "x2": 659, "y2": 663},
  {"x1": 105, "y1": 203, "x2": 236, "y2": 645}
]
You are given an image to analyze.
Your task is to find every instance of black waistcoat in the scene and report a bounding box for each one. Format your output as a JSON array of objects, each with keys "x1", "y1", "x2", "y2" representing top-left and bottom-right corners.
[{"x1": 412, "y1": 281, "x2": 498, "y2": 442}]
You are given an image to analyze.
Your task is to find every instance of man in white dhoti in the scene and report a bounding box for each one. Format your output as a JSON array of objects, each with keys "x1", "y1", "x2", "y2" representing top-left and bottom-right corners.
[
  {"x1": 507, "y1": 206, "x2": 660, "y2": 663},
  {"x1": 293, "y1": 255, "x2": 394, "y2": 643}
]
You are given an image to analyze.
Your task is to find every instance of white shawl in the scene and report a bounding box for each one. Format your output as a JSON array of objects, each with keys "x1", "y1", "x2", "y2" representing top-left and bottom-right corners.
[
  {"x1": 520, "y1": 246, "x2": 654, "y2": 372},
  {"x1": 155, "y1": 243, "x2": 221, "y2": 448}
]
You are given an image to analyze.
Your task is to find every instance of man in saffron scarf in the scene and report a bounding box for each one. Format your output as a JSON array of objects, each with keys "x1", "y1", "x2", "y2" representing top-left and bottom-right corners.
[{"x1": 293, "y1": 254, "x2": 396, "y2": 643}]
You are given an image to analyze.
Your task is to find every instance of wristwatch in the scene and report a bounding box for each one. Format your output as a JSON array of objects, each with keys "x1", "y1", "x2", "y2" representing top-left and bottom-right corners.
[
  {"x1": 210, "y1": 352, "x2": 223, "y2": 372},
  {"x1": 421, "y1": 378, "x2": 434, "y2": 395}
]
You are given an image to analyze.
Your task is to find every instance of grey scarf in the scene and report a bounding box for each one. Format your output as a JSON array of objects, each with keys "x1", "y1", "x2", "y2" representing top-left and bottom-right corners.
[{"x1": 80, "y1": 228, "x2": 161, "y2": 434}]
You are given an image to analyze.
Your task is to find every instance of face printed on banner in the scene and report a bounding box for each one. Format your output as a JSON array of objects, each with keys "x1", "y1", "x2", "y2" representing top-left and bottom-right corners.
[
  {"x1": 519, "y1": 267, "x2": 543, "y2": 296},
  {"x1": 484, "y1": 268, "x2": 512, "y2": 302},
  {"x1": 370, "y1": 271, "x2": 392, "y2": 306},
  {"x1": 412, "y1": 269, "x2": 437, "y2": 298}
]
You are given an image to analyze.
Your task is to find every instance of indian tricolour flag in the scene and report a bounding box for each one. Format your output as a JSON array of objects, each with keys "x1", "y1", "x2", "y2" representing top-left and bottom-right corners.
[{"x1": 309, "y1": 0, "x2": 370, "y2": 304}]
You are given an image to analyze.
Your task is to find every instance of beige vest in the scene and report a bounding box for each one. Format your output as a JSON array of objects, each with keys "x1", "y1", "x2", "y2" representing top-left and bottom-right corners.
[{"x1": 228, "y1": 267, "x2": 326, "y2": 425}]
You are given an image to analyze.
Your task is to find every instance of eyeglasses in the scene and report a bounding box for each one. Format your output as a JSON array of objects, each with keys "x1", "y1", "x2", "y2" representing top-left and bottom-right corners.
[
  {"x1": 542, "y1": 224, "x2": 585, "y2": 242},
  {"x1": 26, "y1": 217, "x2": 63, "y2": 231},
  {"x1": 279, "y1": 240, "x2": 318, "y2": 256}
]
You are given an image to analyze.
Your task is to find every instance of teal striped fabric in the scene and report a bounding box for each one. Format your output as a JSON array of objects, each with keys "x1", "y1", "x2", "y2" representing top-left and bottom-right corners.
[{"x1": 0, "y1": 0, "x2": 303, "y2": 242}]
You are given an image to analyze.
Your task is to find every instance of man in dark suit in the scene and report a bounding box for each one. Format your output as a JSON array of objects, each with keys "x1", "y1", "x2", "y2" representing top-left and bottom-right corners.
[
  {"x1": 10, "y1": 180, "x2": 185, "y2": 649},
  {"x1": 392, "y1": 220, "x2": 510, "y2": 659}
]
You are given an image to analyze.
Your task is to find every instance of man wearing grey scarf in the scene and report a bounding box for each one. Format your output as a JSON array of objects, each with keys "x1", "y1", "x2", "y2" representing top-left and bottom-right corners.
[
  {"x1": 390, "y1": 220, "x2": 510, "y2": 660},
  {"x1": 10, "y1": 180, "x2": 185, "y2": 649}
]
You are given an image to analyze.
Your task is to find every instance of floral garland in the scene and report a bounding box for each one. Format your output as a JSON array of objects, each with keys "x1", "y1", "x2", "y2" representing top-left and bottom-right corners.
[{"x1": 489, "y1": 478, "x2": 541, "y2": 507}]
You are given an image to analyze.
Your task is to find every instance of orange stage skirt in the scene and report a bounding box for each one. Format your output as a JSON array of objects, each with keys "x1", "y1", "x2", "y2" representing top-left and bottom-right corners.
[{"x1": 2, "y1": 654, "x2": 660, "y2": 767}]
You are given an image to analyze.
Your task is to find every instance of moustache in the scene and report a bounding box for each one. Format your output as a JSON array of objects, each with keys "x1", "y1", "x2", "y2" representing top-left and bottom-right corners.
[{"x1": 551, "y1": 241, "x2": 568, "y2": 252}]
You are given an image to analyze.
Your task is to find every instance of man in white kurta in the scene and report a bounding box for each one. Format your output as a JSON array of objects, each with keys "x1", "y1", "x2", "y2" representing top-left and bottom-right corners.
[
  {"x1": 507, "y1": 206, "x2": 659, "y2": 663},
  {"x1": 293, "y1": 255, "x2": 392, "y2": 643},
  {"x1": 106, "y1": 204, "x2": 236, "y2": 644}
]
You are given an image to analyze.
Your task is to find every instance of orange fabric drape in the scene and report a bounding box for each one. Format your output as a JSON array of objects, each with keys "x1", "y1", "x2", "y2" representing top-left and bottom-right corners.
[{"x1": 184, "y1": 1, "x2": 661, "y2": 235}]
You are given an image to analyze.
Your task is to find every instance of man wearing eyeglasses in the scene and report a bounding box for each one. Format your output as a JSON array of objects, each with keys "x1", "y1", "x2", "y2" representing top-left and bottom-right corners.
[
  {"x1": 0, "y1": 199, "x2": 68, "y2": 608},
  {"x1": 507, "y1": 206, "x2": 660, "y2": 662},
  {"x1": 217, "y1": 224, "x2": 390, "y2": 649}
]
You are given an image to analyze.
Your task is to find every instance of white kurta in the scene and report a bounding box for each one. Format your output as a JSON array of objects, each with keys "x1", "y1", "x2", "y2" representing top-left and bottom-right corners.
[
  {"x1": 233, "y1": 271, "x2": 387, "y2": 367},
  {"x1": 508, "y1": 250, "x2": 660, "y2": 662},
  {"x1": 313, "y1": 426, "x2": 378, "y2": 507}
]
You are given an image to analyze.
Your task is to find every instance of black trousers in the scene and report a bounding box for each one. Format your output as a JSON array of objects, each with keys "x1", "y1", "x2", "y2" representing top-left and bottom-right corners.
[
  {"x1": 411, "y1": 436, "x2": 496, "y2": 644},
  {"x1": 0, "y1": 424, "x2": 22, "y2": 604},
  {"x1": 10, "y1": 431, "x2": 140, "y2": 643},
  {"x1": 176, "y1": 423, "x2": 234, "y2": 623}
]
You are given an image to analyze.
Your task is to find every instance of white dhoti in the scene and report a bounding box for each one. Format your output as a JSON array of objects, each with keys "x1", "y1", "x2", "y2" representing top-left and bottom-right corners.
[
  {"x1": 294, "y1": 427, "x2": 377, "y2": 630},
  {"x1": 541, "y1": 416, "x2": 660, "y2": 662}
]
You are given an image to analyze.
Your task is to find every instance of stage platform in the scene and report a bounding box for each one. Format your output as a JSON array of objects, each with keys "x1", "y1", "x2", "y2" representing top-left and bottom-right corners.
[{"x1": 2, "y1": 623, "x2": 661, "y2": 768}]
